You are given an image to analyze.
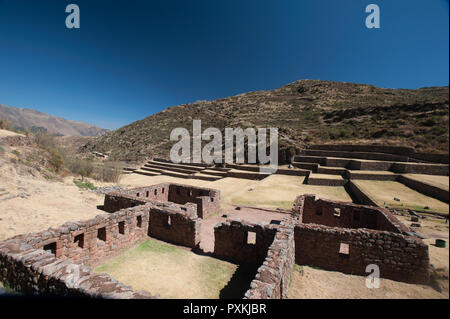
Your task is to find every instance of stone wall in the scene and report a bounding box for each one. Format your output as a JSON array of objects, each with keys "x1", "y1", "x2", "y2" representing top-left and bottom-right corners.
[
  {"x1": 244, "y1": 222, "x2": 295, "y2": 299},
  {"x1": 213, "y1": 220, "x2": 278, "y2": 265},
  {"x1": 307, "y1": 144, "x2": 416, "y2": 156},
  {"x1": 397, "y1": 175, "x2": 449, "y2": 204},
  {"x1": 303, "y1": 149, "x2": 409, "y2": 162},
  {"x1": 0, "y1": 187, "x2": 205, "y2": 297},
  {"x1": 307, "y1": 176, "x2": 347, "y2": 186},
  {"x1": 148, "y1": 206, "x2": 201, "y2": 248},
  {"x1": 391, "y1": 162, "x2": 449, "y2": 176},
  {"x1": 0, "y1": 239, "x2": 155, "y2": 298},
  {"x1": 292, "y1": 194, "x2": 430, "y2": 284},
  {"x1": 294, "y1": 223, "x2": 430, "y2": 284},
  {"x1": 167, "y1": 183, "x2": 221, "y2": 218},
  {"x1": 293, "y1": 195, "x2": 408, "y2": 233},
  {"x1": 346, "y1": 180, "x2": 379, "y2": 206},
  {"x1": 104, "y1": 183, "x2": 221, "y2": 219}
]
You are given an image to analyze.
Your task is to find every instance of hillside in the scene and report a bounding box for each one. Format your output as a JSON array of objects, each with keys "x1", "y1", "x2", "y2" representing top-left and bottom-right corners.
[
  {"x1": 0, "y1": 104, "x2": 108, "y2": 136},
  {"x1": 81, "y1": 80, "x2": 449, "y2": 161}
]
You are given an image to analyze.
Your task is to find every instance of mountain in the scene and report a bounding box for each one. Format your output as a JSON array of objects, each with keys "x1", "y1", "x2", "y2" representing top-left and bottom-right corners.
[
  {"x1": 0, "y1": 104, "x2": 108, "y2": 137},
  {"x1": 81, "y1": 80, "x2": 449, "y2": 161}
]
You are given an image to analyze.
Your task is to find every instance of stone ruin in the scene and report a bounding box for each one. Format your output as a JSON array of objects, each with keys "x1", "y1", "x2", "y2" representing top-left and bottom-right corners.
[{"x1": 0, "y1": 183, "x2": 431, "y2": 299}]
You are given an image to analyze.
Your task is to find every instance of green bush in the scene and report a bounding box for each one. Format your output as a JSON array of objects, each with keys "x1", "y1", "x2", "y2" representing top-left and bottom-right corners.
[{"x1": 74, "y1": 179, "x2": 97, "y2": 190}]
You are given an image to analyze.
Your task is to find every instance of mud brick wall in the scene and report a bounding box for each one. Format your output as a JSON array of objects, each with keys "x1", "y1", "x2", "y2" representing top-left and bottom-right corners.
[
  {"x1": 213, "y1": 220, "x2": 278, "y2": 264},
  {"x1": 293, "y1": 195, "x2": 407, "y2": 233},
  {"x1": 244, "y1": 222, "x2": 295, "y2": 299},
  {"x1": 398, "y1": 175, "x2": 449, "y2": 204},
  {"x1": 167, "y1": 184, "x2": 221, "y2": 218},
  {"x1": 148, "y1": 206, "x2": 201, "y2": 248},
  {"x1": 294, "y1": 223, "x2": 430, "y2": 284},
  {"x1": 0, "y1": 238, "x2": 155, "y2": 298}
]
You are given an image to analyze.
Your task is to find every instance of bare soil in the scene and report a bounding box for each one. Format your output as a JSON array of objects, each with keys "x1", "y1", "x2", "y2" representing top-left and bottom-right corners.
[{"x1": 288, "y1": 265, "x2": 447, "y2": 299}]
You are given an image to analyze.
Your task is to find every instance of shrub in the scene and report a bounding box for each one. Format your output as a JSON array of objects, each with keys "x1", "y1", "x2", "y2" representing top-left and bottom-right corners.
[
  {"x1": 66, "y1": 158, "x2": 95, "y2": 179},
  {"x1": 48, "y1": 147, "x2": 64, "y2": 172},
  {"x1": 74, "y1": 179, "x2": 97, "y2": 190},
  {"x1": 0, "y1": 118, "x2": 11, "y2": 130},
  {"x1": 95, "y1": 161, "x2": 123, "y2": 183},
  {"x1": 34, "y1": 131, "x2": 57, "y2": 149}
]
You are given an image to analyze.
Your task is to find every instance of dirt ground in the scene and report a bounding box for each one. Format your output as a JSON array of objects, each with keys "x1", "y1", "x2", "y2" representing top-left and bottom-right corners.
[
  {"x1": 353, "y1": 180, "x2": 449, "y2": 214},
  {"x1": 119, "y1": 174, "x2": 353, "y2": 210},
  {"x1": 95, "y1": 239, "x2": 244, "y2": 299},
  {"x1": 288, "y1": 265, "x2": 447, "y2": 299},
  {"x1": 0, "y1": 129, "x2": 24, "y2": 138},
  {"x1": 0, "y1": 156, "x2": 105, "y2": 241}
]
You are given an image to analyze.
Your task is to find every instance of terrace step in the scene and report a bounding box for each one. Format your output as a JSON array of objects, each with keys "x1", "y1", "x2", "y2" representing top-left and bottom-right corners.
[
  {"x1": 307, "y1": 173, "x2": 347, "y2": 186},
  {"x1": 152, "y1": 158, "x2": 209, "y2": 168},
  {"x1": 226, "y1": 169, "x2": 271, "y2": 180},
  {"x1": 292, "y1": 162, "x2": 318, "y2": 171},
  {"x1": 201, "y1": 169, "x2": 228, "y2": 177},
  {"x1": 293, "y1": 155, "x2": 327, "y2": 165},
  {"x1": 316, "y1": 166, "x2": 347, "y2": 175},
  {"x1": 346, "y1": 170, "x2": 399, "y2": 181},
  {"x1": 144, "y1": 162, "x2": 200, "y2": 174},
  {"x1": 189, "y1": 173, "x2": 222, "y2": 181},
  {"x1": 146, "y1": 160, "x2": 206, "y2": 172},
  {"x1": 134, "y1": 169, "x2": 161, "y2": 177},
  {"x1": 302, "y1": 149, "x2": 409, "y2": 162}
]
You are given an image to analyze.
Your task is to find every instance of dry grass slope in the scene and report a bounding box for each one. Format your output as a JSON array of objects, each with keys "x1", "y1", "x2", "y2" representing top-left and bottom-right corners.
[{"x1": 81, "y1": 80, "x2": 449, "y2": 161}]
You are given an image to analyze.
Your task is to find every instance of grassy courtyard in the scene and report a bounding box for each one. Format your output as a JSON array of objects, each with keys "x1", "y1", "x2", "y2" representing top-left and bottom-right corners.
[
  {"x1": 353, "y1": 180, "x2": 449, "y2": 214},
  {"x1": 95, "y1": 239, "x2": 248, "y2": 299}
]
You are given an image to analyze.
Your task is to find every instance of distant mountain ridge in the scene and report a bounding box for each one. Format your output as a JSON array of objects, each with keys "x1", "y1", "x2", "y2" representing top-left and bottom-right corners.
[{"x1": 0, "y1": 104, "x2": 108, "y2": 137}]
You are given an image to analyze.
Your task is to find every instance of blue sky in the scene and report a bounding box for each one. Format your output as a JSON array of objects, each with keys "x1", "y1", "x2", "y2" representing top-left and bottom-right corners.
[{"x1": 0, "y1": 0, "x2": 448, "y2": 129}]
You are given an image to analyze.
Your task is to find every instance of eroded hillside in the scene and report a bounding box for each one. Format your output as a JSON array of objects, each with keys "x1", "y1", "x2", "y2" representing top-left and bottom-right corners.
[{"x1": 81, "y1": 80, "x2": 449, "y2": 161}]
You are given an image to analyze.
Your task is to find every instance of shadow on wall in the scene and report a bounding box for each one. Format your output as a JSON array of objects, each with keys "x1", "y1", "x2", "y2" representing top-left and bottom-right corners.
[{"x1": 219, "y1": 263, "x2": 259, "y2": 299}]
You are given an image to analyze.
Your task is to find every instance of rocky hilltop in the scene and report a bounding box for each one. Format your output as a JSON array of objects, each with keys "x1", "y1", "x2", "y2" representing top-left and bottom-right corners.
[{"x1": 81, "y1": 80, "x2": 449, "y2": 161}]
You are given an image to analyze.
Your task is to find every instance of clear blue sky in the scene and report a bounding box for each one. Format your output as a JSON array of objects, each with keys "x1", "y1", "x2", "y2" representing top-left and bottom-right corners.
[{"x1": 0, "y1": 0, "x2": 448, "y2": 129}]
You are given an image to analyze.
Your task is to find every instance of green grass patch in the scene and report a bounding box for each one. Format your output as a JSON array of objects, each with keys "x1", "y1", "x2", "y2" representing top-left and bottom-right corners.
[
  {"x1": 95, "y1": 239, "x2": 240, "y2": 299},
  {"x1": 73, "y1": 179, "x2": 97, "y2": 190}
]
